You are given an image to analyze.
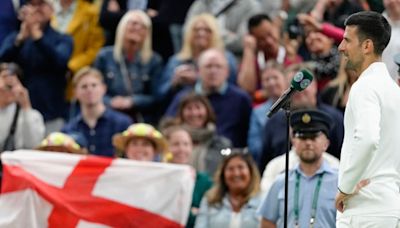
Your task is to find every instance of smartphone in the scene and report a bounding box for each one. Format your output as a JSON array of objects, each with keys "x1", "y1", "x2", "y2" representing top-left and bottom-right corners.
[{"x1": 181, "y1": 59, "x2": 196, "y2": 69}]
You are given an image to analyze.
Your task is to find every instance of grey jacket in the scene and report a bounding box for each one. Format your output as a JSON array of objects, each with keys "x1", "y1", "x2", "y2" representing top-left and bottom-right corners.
[{"x1": 0, "y1": 103, "x2": 45, "y2": 151}]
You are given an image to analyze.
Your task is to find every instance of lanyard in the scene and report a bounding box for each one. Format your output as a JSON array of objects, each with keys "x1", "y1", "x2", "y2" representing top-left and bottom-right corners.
[{"x1": 294, "y1": 172, "x2": 324, "y2": 228}]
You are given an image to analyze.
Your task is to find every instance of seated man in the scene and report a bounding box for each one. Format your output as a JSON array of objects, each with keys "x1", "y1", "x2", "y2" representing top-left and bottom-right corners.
[
  {"x1": 165, "y1": 48, "x2": 252, "y2": 148},
  {"x1": 62, "y1": 67, "x2": 132, "y2": 157},
  {"x1": 258, "y1": 109, "x2": 338, "y2": 228},
  {"x1": 238, "y1": 14, "x2": 302, "y2": 101}
]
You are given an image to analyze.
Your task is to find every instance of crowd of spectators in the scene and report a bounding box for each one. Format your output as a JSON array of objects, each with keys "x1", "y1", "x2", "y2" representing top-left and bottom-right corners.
[{"x1": 1, "y1": 0, "x2": 400, "y2": 227}]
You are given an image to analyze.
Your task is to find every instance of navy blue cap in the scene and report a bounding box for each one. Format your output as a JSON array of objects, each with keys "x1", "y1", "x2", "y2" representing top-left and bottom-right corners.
[{"x1": 290, "y1": 109, "x2": 332, "y2": 138}]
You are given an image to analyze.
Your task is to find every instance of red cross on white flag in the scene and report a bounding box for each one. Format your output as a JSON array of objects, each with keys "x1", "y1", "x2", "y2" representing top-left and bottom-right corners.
[{"x1": 0, "y1": 150, "x2": 195, "y2": 227}]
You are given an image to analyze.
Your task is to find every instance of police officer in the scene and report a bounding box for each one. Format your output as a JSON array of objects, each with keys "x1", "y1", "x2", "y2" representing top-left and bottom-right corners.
[{"x1": 258, "y1": 109, "x2": 338, "y2": 228}]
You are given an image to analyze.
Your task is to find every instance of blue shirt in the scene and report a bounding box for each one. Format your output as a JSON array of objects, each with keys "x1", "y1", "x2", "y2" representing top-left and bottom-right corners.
[
  {"x1": 195, "y1": 194, "x2": 262, "y2": 228},
  {"x1": 258, "y1": 161, "x2": 338, "y2": 228},
  {"x1": 247, "y1": 99, "x2": 273, "y2": 161},
  {"x1": 162, "y1": 51, "x2": 238, "y2": 92},
  {"x1": 0, "y1": 0, "x2": 21, "y2": 45},
  {"x1": 259, "y1": 102, "x2": 344, "y2": 173},
  {"x1": 62, "y1": 108, "x2": 132, "y2": 157},
  {"x1": 0, "y1": 24, "x2": 73, "y2": 121}
]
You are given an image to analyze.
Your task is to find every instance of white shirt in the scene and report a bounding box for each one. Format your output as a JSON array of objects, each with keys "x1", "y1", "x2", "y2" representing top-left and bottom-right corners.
[
  {"x1": 0, "y1": 103, "x2": 45, "y2": 151},
  {"x1": 53, "y1": 0, "x2": 77, "y2": 33},
  {"x1": 229, "y1": 212, "x2": 241, "y2": 228},
  {"x1": 257, "y1": 46, "x2": 286, "y2": 70},
  {"x1": 338, "y1": 62, "x2": 400, "y2": 217}
]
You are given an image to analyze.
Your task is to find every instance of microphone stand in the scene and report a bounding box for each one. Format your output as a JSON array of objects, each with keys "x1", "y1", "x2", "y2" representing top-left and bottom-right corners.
[{"x1": 283, "y1": 100, "x2": 291, "y2": 228}]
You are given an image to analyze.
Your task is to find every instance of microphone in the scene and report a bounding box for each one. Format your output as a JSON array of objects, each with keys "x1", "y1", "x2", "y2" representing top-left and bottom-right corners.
[{"x1": 267, "y1": 69, "x2": 313, "y2": 118}]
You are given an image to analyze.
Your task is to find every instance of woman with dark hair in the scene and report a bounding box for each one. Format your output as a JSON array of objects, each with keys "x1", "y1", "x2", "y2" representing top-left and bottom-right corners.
[
  {"x1": 0, "y1": 62, "x2": 44, "y2": 152},
  {"x1": 195, "y1": 149, "x2": 262, "y2": 228},
  {"x1": 164, "y1": 92, "x2": 231, "y2": 176}
]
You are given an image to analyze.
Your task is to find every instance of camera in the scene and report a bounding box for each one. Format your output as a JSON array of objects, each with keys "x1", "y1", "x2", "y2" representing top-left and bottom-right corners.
[{"x1": 287, "y1": 18, "x2": 304, "y2": 39}]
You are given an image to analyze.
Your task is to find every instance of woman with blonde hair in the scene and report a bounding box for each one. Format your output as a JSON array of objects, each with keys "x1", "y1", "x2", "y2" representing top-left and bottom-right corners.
[
  {"x1": 93, "y1": 10, "x2": 168, "y2": 124},
  {"x1": 195, "y1": 149, "x2": 262, "y2": 228},
  {"x1": 321, "y1": 56, "x2": 358, "y2": 113},
  {"x1": 162, "y1": 13, "x2": 237, "y2": 96}
]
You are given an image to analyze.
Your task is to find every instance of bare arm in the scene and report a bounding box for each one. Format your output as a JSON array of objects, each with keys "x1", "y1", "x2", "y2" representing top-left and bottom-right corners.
[
  {"x1": 297, "y1": 13, "x2": 344, "y2": 44},
  {"x1": 237, "y1": 34, "x2": 258, "y2": 94},
  {"x1": 310, "y1": 0, "x2": 327, "y2": 21}
]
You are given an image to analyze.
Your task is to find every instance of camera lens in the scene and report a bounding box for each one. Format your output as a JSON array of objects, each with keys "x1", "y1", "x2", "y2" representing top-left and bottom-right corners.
[{"x1": 287, "y1": 19, "x2": 303, "y2": 39}]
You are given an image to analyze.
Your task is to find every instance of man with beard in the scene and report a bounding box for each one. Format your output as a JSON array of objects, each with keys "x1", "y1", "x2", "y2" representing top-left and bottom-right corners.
[
  {"x1": 258, "y1": 109, "x2": 338, "y2": 228},
  {"x1": 165, "y1": 48, "x2": 252, "y2": 148},
  {"x1": 335, "y1": 11, "x2": 400, "y2": 228},
  {"x1": 258, "y1": 63, "x2": 344, "y2": 174}
]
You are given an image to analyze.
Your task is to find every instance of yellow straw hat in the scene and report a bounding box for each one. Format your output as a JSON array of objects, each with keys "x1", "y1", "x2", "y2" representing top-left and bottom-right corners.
[
  {"x1": 113, "y1": 123, "x2": 167, "y2": 153},
  {"x1": 36, "y1": 132, "x2": 87, "y2": 154}
]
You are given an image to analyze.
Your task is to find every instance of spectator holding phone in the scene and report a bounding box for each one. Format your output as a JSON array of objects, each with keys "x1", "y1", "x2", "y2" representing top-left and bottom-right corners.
[
  {"x1": 0, "y1": 62, "x2": 44, "y2": 152},
  {"x1": 162, "y1": 13, "x2": 238, "y2": 98}
]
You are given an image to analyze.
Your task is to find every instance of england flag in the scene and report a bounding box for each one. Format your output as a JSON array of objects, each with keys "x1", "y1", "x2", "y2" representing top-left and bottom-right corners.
[{"x1": 0, "y1": 150, "x2": 195, "y2": 227}]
